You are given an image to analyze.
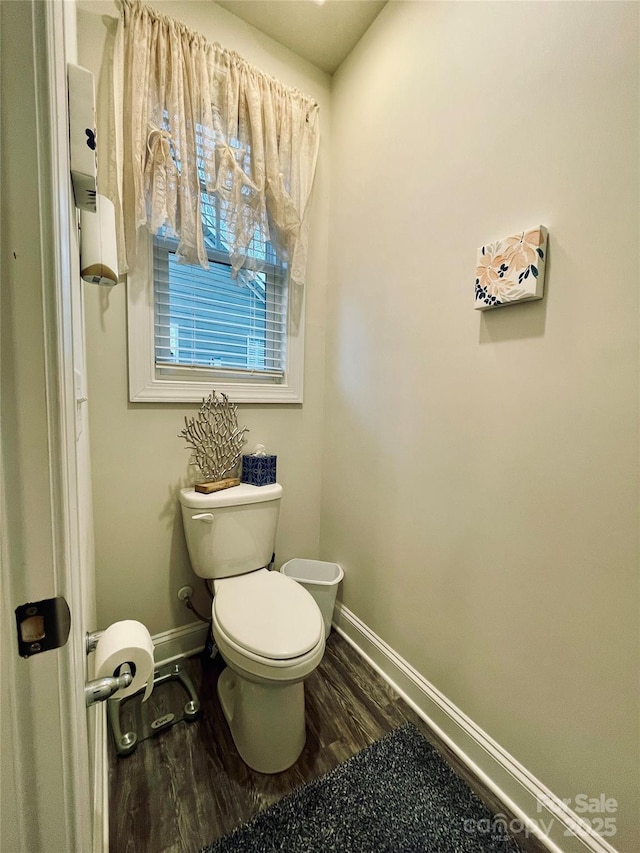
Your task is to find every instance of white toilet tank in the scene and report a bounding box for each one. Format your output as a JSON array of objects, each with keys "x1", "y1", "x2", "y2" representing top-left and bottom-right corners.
[{"x1": 179, "y1": 483, "x2": 282, "y2": 579}]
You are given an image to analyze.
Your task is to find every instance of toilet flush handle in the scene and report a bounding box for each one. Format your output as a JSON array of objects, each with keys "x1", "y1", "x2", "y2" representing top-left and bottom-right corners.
[{"x1": 192, "y1": 513, "x2": 214, "y2": 523}]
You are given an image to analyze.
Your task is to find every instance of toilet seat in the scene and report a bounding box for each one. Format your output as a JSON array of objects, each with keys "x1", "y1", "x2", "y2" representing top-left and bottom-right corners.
[
  {"x1": 213, "y1": 612, "x2": 325, "y2": 682},
  {"x1": 213, "y1": 569, "x2": 324, "y2": 661}
]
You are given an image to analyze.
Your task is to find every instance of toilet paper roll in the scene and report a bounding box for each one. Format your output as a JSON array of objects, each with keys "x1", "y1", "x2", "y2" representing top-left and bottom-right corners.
[{"x1": 94, "y1": 620, "x2": 155, "y2": 702}]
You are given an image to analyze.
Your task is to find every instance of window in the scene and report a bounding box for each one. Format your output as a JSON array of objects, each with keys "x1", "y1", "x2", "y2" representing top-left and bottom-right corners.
[
  {"x1": 153, "y1": 237, "x2": 286, "y2": 380},
  {"x1": 126, "y1": 135, "x2": 304, "y2": 404},
  {"x1": 113, "y1": 7, "x2": 318, "y2": 405},
  {"x1": 127, "y1": 234, "x2": 303, "y2": 403}
]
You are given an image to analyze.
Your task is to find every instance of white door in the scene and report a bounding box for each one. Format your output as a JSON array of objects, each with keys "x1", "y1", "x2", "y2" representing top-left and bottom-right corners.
[{"x1": 1, "y1": 2, "x2": 100, "y2": 852}]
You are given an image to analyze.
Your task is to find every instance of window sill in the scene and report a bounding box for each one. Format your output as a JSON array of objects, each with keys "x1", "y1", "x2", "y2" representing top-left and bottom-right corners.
[{"x1": 129, "y1": 375, "x2": 303, "y2": 404}]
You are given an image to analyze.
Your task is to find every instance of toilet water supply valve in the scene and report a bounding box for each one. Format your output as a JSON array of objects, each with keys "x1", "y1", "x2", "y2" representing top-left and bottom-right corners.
[{"x1": 177, "y1": 583, "x2": 212, "y2": 625}]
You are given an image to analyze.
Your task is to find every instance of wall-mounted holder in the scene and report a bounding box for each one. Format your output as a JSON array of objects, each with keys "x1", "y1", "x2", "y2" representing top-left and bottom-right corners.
[
  {"x1": 80, "y1": 194, "x2": 119, "y2": 286},
  {"x1": 67, "y1": 63, "x2": 97, "y2": 212},
  {"x1": 86, "y1": 630, "x2": 200, "y2": 754},
  {"x1": 474, "y1": 226, "x2": 548, "y2": 310},
  {"x1": 85, "y1": 662, "x2": 133, "y2": 707}
]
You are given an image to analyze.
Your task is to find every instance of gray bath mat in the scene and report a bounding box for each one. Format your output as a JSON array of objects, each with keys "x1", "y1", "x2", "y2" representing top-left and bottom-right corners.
[{"x1": 199, "y1": 723, "x2": 524, "y2": 852}]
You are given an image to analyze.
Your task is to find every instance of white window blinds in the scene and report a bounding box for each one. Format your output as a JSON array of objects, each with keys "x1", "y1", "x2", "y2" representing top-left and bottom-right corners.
[{"x1": 153, "y1": 239, "x2": 287, "y2": 379}]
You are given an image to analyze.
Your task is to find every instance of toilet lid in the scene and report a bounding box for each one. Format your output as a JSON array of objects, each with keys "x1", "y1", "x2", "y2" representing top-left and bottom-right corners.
[{"x1": 213, "y1": 571, "x2": 323, "y2": 660}]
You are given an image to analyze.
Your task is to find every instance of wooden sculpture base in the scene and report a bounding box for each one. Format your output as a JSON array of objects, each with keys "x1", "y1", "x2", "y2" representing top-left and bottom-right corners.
[{"x1": 194, "y1": 477, "x2": 240, "y2": 494}]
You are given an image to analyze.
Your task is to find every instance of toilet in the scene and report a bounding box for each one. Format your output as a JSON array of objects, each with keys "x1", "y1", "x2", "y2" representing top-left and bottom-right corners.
[{"x1": 178, "y1": 483, "x2": 325, "y2": 773}]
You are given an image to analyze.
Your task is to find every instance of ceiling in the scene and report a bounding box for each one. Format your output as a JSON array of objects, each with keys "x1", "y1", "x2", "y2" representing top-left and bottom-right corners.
[{"x1": 215, "y1": 0, "x2": 387, "y2": 75}]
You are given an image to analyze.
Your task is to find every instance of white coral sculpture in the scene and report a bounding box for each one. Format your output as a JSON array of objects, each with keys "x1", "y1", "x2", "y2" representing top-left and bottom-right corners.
[{"x1": 178, "y1": 391, "x2": 248, "y2": 483}]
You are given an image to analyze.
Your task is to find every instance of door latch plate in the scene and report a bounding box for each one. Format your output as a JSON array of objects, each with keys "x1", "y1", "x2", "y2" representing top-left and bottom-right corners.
[{"x1": 15, "y1": 596, "x2": 71, "y2": 657}]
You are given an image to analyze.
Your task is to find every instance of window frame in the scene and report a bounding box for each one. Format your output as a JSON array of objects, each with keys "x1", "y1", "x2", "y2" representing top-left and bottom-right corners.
[{"x1": 127, "y1": 234, "x2": 305, "y2": 403}]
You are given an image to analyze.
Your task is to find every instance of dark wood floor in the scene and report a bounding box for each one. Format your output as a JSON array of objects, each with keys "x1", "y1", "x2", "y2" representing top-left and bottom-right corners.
[{"x1": 108, "y1": 632, "x2": 548, "y2": 853}]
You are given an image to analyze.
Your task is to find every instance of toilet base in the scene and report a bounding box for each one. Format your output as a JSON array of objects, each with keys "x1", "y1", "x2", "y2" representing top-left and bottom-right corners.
[{"x1": 217, "y1": 666, "x2": 306, "y2": 773}]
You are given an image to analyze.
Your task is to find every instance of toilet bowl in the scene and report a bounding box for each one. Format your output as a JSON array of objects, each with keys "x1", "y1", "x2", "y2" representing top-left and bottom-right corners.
[
  {"x1": 212, "y1": 569, "x2": 324, "y2": 772},
  {"x1": 178, "y1": 484, "x2": 325, "y2": 774}
]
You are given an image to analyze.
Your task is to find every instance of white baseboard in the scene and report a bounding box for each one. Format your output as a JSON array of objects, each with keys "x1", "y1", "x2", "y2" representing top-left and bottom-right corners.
[
  {"x1": 152, "y1": 620, "x2": 209, "y2": 666},
  {"x1": 332, "y1": 603, "x2": 619, "y2": 853}
]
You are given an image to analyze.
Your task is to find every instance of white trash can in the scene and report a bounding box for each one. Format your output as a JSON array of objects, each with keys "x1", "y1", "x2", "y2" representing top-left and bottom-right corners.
[{"x1": 280, "y1": 559, "x2": 344, "y2": 638}]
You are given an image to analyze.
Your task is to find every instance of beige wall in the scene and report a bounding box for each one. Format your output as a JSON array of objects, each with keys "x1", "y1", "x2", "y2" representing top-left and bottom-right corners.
[
  {"x1": 78, "y1": 1, "x2": 331, "y2": 634},
  {"x1": 78, "y1": 0, "x2": 639, "y2": 846},
  {"x1": 323, "y1": 1, "x2": 639, "y2": 849}
]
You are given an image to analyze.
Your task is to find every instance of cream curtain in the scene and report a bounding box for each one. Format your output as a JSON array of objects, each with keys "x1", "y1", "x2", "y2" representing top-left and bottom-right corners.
[{"x1": 105, "y1": 0, "x2": 320, "y2": 287}]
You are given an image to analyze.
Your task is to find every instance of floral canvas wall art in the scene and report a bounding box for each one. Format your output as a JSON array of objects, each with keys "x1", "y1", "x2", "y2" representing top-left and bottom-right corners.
[{"x1": 474, "y1": 226, "x2": 548, "y2": 310}]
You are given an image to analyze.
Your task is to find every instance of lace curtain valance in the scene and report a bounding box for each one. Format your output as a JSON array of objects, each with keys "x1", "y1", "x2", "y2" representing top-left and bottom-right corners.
[{"x1": 105, "y1": 0, "x2": 320, "y2": 286}]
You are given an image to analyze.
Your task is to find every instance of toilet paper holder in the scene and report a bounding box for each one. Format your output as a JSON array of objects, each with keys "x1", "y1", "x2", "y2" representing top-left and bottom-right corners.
[
  {"x1": 86, "y1": 630, "x2": 104, "y2": 654},
  {"x1": 85, "y1": 661, "x2": 133, "y2": 707},
  {"x1": 85, "y1": 630, "x2": 134, "y2": 706},
  {"x1": 85, "y1": 630, "x2": 201, "y2": 752}
]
